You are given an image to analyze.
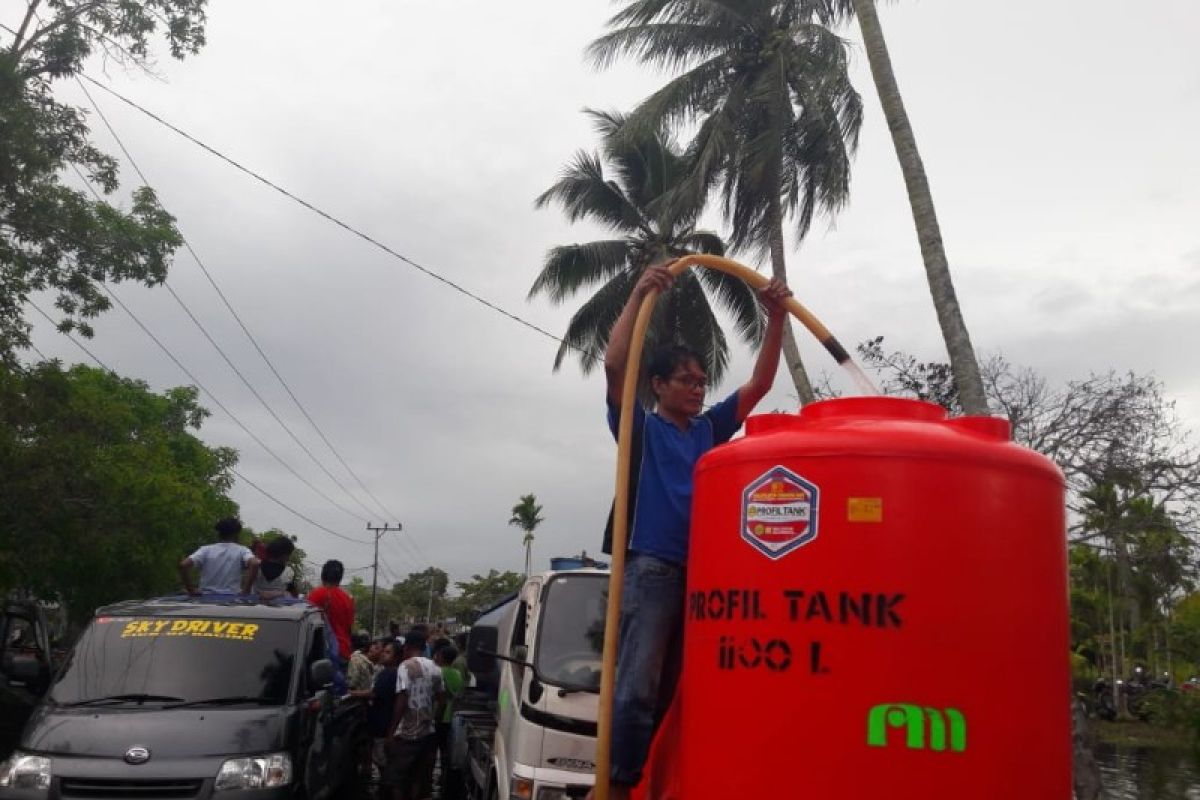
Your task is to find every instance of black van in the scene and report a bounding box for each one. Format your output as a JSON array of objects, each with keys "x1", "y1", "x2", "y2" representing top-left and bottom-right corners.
[{"x1": 0, "y1": 597, "x2": 361, "y2": 799}]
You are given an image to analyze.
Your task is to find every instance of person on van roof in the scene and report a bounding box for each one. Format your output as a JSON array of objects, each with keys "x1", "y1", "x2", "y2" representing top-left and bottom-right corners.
[
  {"x1": 178, "y1": 517, "x2": 257, "y2": 596},
  {"x1": 307, "y1": 560, "x2": 354, "y2": 664},
  {"x1": 245, "y1": 536, "x2": 296, "y2": 600}
]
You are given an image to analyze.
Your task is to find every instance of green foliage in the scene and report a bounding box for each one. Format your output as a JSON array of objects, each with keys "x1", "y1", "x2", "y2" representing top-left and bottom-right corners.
[
  {"x1": 446, "y1": 569, "x2": 525, "y2": 626},
  {"x1": 347, "y1": 568, "x2": 527, "y2": 630},
  {"x1": 508, "y1": 494, "x2": 544, "y2": 546},
  {"x1": 0, "y1": 361, "x2": 237, "y2": 623},
  {"x1": 0, "y1": 1, "x2": 209, "y2": 360},
  {"x1": 1135, "y1": 690, "x2": 1200, "y2": 735},
  {"x1": 531, "y1": 110, "x2": 761, "y2": 382},
  {"x1": 589, "y1": 0, "x2": 862, "y2": 252},
  {"x1": 1171, "y1": 594, "x2": 1200, "y2": 667},
  {"x1": 347, "y1": 568, "x2": 451, "y2": 632}
]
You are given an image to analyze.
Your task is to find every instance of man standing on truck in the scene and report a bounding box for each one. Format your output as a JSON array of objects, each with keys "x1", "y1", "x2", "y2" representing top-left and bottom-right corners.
[
  {"x1": 386, "y1": 631, "x2": 444, "y2": 800},
  {"x1": 178, "y1": 517, "x2": 256, "y2": 596},
  {"x1": 593, "y1": 262, "x2": 790, "y2": 799}
]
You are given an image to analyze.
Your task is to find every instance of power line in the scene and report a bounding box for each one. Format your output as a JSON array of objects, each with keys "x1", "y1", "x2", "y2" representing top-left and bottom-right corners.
[
  {"x1": 382, "y1": 529, "x2": 425, "y2": 575},
  {"x1": 27, "y1": 300, "x2": 113, "y2": 371},
  {"x1": 28, "y1": 296, "x2": 365, "y2": 547},
  {"x1": 79, "y1": 74, "x2": 603, "y2": 369},
  {"x1": 232, "y1": 468, "x2": 366, "y2": 545},
  {"x1": 73, "y1": 81, "x2": 390, "y2": 526},
  {"x1": 97, "y1": 282, "x2": 370, "y2": 540},
  {"x1": 26, "y1": 342, "x2": 48, "y2": 362}
]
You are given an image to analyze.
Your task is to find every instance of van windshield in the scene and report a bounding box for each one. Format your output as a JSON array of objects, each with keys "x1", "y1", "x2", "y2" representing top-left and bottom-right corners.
[
  {"x1": 49, "y1": 616, "x2": 297, "y2": 706},
  {"x1": 534, "y1": 574, "x2": 606, "y2": 690}
]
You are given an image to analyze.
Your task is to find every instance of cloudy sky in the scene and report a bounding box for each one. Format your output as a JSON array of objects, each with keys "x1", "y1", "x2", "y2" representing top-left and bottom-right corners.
[{"x1": 14, "y1": 0, "x2": 1200, "y2": 589}]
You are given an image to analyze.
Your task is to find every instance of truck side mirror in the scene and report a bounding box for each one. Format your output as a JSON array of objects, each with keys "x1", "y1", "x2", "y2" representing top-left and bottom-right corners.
[
  {"x1": 309, "y1": 658, "x2": 334, "y2": 688},
  {"x1": 467, "y1": 628, "x2": 498, "y2": 675}
]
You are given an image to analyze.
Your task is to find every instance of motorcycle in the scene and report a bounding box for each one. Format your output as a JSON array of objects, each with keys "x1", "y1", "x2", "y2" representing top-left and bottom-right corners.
[{"x1": 1091, "y1": 668, "x2": 1174, "y2": 721}]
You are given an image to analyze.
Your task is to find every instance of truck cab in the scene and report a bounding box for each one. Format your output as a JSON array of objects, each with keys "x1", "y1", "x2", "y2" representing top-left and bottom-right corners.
[
  {"x1": 453, "y1": 568, "x2": 607, "y2": 800},
  {"x1": 0, "y1": 597, "x2": 361, "y2": 799}
]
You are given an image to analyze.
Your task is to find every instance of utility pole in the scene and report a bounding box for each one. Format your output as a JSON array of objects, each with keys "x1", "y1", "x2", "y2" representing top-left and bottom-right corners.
[{"x1": 366, "y1": 522, "x2": 402, "y2": 637}]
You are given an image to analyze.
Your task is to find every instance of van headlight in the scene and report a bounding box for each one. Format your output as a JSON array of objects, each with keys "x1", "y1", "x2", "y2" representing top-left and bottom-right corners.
[
  {"x1": 214, "y1": 753, "x2": 292, "y2": 790},
  {"x1": 0, "y1": 753, "x2": 51, "y2": 792}
]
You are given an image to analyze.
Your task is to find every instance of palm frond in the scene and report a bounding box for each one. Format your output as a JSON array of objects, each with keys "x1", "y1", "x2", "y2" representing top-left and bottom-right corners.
[
  {"x1": 683, "y1": 230, "x2": 726, "y2": 256},
  {"x1": 696, "y1": 259, "x2": 765, "y2": 346},
  {"x1": 552, "y1": 269, "x2": 638, "y2": 373},
  {"x1": 583, "y1": 107, "x2": 630, "y2": 140},
  {"x1": 617, "y1": 53, "x2": 732, "y2": 139},
  {"x1": 588, "y1": 22, "x2": 740, "y2": 72},
  {"x1": 528, "y1": 240, "x2": 631, "y2": 304},
  {"x1": 674, "y1": 270, "x2": 731, "y2": 383},
  {"x1": 534, "y1": 150, "x2": 648, "y2": 233},
  {"x1": 608, "y1": 0, "x2": 753, "y2": 30}
]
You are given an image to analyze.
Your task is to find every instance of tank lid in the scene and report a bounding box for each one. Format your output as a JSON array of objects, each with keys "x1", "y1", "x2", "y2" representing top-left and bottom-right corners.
[{"x1": 799, "y1": 396, "x2": 947, "y2": 423}]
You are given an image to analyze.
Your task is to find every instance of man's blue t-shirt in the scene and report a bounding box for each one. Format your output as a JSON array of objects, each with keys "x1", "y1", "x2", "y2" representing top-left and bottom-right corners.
[{"x1": 607, "y1": 392, "x2": 742, "y2": 564}]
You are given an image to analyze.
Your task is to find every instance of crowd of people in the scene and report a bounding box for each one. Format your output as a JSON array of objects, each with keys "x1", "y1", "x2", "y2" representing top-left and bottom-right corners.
[
  {"x1": 178, "y1": 516, "x2": 467, "y2": 800},
  {"x1": 347, "y1": 625, "x2": 467, "y2": 800}
]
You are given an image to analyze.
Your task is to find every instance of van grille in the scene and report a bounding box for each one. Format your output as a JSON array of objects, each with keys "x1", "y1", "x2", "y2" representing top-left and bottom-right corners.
[{"x1": 59, "y1": 777, "x2": 203, "y2": 799}]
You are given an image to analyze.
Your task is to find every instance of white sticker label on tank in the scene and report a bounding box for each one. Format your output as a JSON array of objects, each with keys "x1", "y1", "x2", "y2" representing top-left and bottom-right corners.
[{"x1": 741, "y1": 466, "x2": 819, "y2": 559}]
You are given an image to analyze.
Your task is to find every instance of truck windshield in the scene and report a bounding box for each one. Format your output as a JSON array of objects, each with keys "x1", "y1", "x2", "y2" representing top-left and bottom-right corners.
[
  {"x1": 535, "y1": 574, "x2": 606, "y2": 690},
  {"x1": 49, "y1": 616, "x2": 297, "y2": 706}
]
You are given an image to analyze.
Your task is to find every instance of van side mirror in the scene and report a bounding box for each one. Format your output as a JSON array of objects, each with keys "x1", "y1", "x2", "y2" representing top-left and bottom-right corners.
[
  {"x1": 309, "y1": 659, "x2": 334, "y2": 688},
  {"x1": 511, "y1": 644, "x2": 528, "y2": 662},
  {"x1": 5, "y1": 657, "x2": 43, "y2": 686}
]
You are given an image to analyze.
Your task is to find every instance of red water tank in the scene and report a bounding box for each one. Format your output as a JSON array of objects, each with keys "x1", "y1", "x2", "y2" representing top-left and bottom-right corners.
[{"x1": 679, "y1": 397, "x2": 1069, "y2": 799}]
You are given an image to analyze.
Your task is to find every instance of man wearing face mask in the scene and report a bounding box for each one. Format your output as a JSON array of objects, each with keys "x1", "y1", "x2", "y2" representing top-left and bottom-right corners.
[{"x1": 244, "y1": 536, "x2": 296, "y2": 600}]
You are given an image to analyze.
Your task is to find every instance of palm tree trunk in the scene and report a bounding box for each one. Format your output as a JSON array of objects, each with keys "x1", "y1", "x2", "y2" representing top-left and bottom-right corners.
[
  {"x1": 850, "y1": 0, "x2": 989, "y2": 415},
  {"x1": 767, "y1": 195, "x2": 816, "y2": 405},
  {"x1": 524, "y1": 539, "x2": 532, "y2": 577}
]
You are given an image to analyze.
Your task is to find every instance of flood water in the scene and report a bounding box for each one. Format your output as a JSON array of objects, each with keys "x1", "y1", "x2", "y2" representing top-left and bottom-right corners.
[{"x1": 1094, "y1": 743, "x2": 1200, "y2": 799}]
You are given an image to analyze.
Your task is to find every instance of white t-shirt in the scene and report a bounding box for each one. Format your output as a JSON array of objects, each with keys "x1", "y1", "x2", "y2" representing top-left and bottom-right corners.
[
  {"x1": 394, "y1": 656, "x2": 443, "y2": 740},
  {"x1": 252, "y1": 564, "x2": 294, "y2": 595},
  {"x1": 189, "y1": 541, "x2": 254, "y2": 593}
]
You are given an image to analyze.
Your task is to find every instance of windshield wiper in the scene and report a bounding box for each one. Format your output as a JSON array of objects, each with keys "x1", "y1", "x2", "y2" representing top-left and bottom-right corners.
[
  {"x1": 164, "y1": 695, "x2": 272, "y2": 709},
  {"x1": 61, "y1": 693, "x2": 186, "y2": 707}
]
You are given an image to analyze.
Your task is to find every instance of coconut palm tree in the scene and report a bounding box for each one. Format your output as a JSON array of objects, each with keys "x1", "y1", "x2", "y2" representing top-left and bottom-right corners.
[
  {"x1": 840, "y1": 0, "x2": 988, "y2": 414},
  {"x1": 509, "y1": 494, "x2": 545, "y2": 576},
  {"x1": 531, "y1": 109, "x2": 764, "y2": 385},
  {"x1": 588, "y1": 0, "x2": 863, "y2": 403}
]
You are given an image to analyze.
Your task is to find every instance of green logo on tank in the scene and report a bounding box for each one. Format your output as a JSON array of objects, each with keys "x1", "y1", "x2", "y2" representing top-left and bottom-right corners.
[{"x1": 867, "y1": 704, "x2": 966, "y2": 752}]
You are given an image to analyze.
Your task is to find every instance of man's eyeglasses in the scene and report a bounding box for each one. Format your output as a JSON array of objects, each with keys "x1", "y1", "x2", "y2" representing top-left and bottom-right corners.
[{"x1": 669, "y1": 374, "x2": 709, "y2": 391}]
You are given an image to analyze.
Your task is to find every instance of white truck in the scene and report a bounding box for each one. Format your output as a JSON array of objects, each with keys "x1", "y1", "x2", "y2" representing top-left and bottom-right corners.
[{"x1": 448, "y1": 567, "x2": 608, "y2": 800}]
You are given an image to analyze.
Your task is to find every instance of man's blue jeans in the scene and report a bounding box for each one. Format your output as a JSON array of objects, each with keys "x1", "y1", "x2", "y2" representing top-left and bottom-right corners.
[{"x1": 611, "y1": 552, "x2": 686, "y2": 787}]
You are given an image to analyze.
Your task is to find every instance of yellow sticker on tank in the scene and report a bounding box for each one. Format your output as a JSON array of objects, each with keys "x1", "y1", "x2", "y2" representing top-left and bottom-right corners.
[{"x1": 848, "y1": 497, "x2": 883, "y2": 523}]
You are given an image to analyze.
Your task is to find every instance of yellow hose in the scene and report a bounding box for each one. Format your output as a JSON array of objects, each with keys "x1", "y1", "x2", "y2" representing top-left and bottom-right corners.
[{"x1": 594, "y1": 254, "x2": 855, "y2": 799}]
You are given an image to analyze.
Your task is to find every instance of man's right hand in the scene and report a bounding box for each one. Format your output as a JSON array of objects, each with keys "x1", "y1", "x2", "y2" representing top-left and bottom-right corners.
[{"x1": 633, "y1": 263, "x2": 675, "y2": 299}]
